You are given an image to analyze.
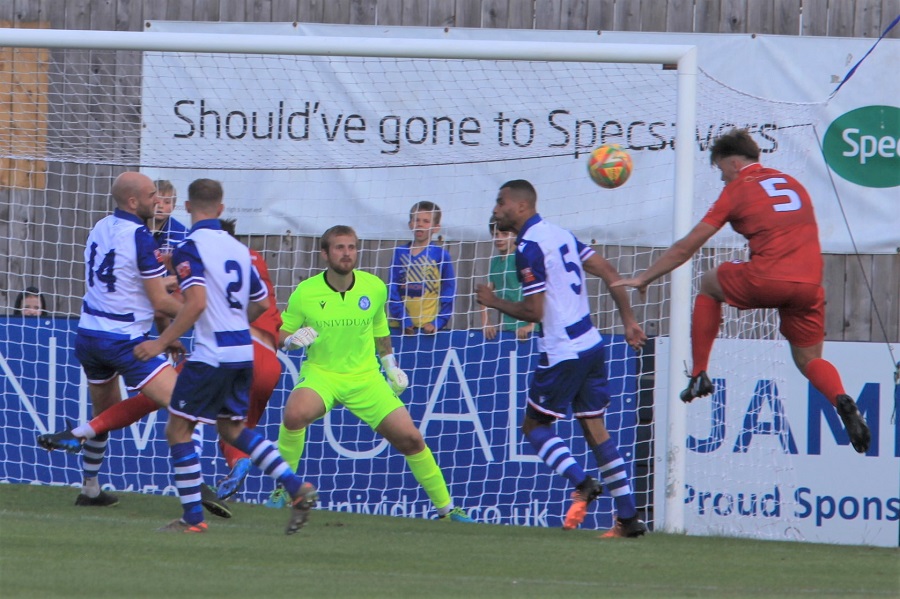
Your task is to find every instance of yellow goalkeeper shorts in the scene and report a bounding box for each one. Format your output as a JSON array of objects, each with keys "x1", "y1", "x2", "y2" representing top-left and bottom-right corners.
[{"x1": 294, "y1": 365, "x2": 403, "y2": 429}]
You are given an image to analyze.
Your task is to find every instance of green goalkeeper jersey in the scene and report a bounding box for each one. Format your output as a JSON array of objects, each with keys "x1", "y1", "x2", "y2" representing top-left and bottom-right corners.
[{"x1": 281, "y1": 270, "x2": 390, "y2": 376}]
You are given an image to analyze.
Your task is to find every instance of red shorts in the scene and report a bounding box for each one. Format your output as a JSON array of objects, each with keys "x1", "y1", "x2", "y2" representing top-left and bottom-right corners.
[
  {"x1": 717, "y1": 261, "x2": 825, "y2": 348},
  {"x1": 246, "y1": 341, "x2": 282, "y2": 428}
]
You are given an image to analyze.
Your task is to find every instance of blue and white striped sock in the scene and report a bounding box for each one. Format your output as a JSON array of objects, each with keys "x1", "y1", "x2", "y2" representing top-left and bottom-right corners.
[
  {"x1": 525, "y1": 426, "x2": 587, "y2": 487},
  {"x1": 233, "y1": 428, "x2": 302, "y2": 498},
  {"x1": 171, "y1": 441, "x2": 204, "y2": 525},
  {"x1": 593, "y1": 438, "x2": 637, "y2": 519},
  {"x1": 191, "y1": 423, "x2": 204, "y2": 457},
  {"x1": 81, "y1": 432, "x2": 108, "y2": 496}
]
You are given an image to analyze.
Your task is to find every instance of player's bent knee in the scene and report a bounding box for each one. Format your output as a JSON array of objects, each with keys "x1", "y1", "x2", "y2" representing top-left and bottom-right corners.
[
  {"x1": 282, "y1": 410, "x2": 316, "y2": 430},
  {"x1": 165, "y1": 416, "x2": 194, "y2": 445},
  {"x1": 523, "y1": 407, "x2": 555, "y2": 431},
  {"x1": 385, "y1": 427, "x2": 426, "y2": 455},
  {"x1": 394, "y1": 436, "x2": 426, "y2": 455},
  {"x1": 89, "y1": 381, "x2": 124, "y2": 413}
]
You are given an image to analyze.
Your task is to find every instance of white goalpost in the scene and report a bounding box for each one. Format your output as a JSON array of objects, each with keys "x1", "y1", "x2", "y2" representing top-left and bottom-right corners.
[{"x1": 2, "y1": 25, "x2": 819, "y2": 536}]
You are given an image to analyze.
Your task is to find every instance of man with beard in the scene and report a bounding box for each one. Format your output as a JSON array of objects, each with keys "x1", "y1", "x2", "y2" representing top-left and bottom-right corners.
[
  {"x1": 476, "y1": 179, "x2": 648, "y2": 537},
  {"x1": 39, "y1": 172, "x2": 183, "y2": 507},
  {"x1": 275, "y1": 225, "x2": 473, "y2": 522}
]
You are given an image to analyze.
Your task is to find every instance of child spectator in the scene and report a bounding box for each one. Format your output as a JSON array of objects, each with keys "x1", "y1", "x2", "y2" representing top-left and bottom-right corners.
[
  {"x1": 150, "y1": 179, "x2": 188, "y2": 250},
  {"x1": 388, "y1": 201, "x2": 456, "y2": 334},
  {"x1": 481, "y1": 217, "x2": 534, "y2": 341}
]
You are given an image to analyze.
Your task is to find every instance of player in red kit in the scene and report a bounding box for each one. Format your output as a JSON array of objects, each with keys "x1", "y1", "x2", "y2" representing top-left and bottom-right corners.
[
  {"x1": 613, "y1": 128, "x2": 870, "y2": 454},
  {"x1": 215, "y1": 219, "x2": 285, "y2": 499}
]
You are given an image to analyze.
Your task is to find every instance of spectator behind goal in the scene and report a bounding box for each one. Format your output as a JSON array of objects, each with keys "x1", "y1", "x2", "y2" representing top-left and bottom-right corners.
[{"x1": 388, "y1": 201, "x2": 456, "y2": 334}]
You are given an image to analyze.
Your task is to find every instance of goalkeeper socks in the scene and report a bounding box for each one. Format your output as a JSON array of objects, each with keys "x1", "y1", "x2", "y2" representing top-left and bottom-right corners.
[
  {"x1": 82, "y1": 433, "x2": 108, "y2": 481},
  {"x1": 82, "y1": 394, "x2": 158, "y2": 437},
  {"x1": 525, "y1": 426, "x2": 587, "y2": 487},
  {"x1": 234, "y1": 428, "x2": 302, "y2": 497},
  {"x1": 803, "y1": 358, "x2": 846, "y2": 406},
  {"x1": 405, "y1": 447, "x2": 451, "y2": 513},
  {"x1": 277, "y1": 423, "x2": 307, "y2": 472},
  {"x1": 690, "y1": 294, "x2": 722, "y2": 376},
  {"x1": 593, "y1": 438, "x2": 637, "y2": 520},
  {"x1": 170, "y1": 441, "x2": 204, "y2": 525}
]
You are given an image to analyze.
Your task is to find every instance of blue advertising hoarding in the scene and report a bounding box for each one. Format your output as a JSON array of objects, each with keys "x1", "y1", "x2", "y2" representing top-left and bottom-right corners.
[{"x1": 1, "y1": 317, "x2": 641, "y2": 528}]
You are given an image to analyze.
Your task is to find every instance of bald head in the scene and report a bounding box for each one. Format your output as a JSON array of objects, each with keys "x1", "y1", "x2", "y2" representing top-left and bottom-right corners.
[
  {"x1": 112, "y1": 172, "x2": 154, "y2": 206},
  {"x1": 111, "y1": 172, "x2": 158, "y2": 221}
]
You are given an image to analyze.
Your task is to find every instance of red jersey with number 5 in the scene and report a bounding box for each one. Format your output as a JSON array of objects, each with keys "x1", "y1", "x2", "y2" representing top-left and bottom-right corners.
[{"x1": 701, "y1": 163, "x2": 823, "y2": 284}]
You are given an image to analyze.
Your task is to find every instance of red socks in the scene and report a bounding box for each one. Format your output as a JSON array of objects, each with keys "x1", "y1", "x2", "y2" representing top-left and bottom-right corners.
[
  {"x1": 89, "y1": 394, "x2": 159, "y2": 436},
  {"x1": 219, "y1": 440, "x2": 249, "y2": 470},
  {"x1": 691, "y1": 294, "x2": 722, "y2": 376},
  {"x1": 803, "y1": 358, "x2": 846, "y2": 406}
]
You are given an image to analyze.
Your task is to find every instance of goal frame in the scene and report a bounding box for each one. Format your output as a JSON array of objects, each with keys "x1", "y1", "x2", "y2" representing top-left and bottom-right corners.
[{"x1": 0, "y1": 26, "x2": 697, "y2": 533}]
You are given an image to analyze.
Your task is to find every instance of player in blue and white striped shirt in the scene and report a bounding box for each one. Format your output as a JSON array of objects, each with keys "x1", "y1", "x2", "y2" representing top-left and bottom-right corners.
[
  {"x1": 36, "y1": 172, "x2": 231, "y2": 517},
  {"x1": 134, "y1": 178, "x2": 316, "y2": 534},
  {"x1": 476, "y1": 179, "x2": 649, "y2": 538},
  {"x1": 41, "y1": 172, "x2": 184, "y2": 506}
]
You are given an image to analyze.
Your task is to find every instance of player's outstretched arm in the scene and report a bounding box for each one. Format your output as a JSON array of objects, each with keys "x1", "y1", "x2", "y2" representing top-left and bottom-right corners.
[
  {"x1": 144, "y1": 275, "x2": 182, "y2": 318},
  {"x1": 153, "y1": 313, "x2": 187, "y2": 362},
  {"x1": 135, "y1": 285, "x2": 206, "y2": 361},
  {"x1": 476, "y1": 284, "x2": 544, "y2": 324},
  {"x1": 611, "y1": 221, "x2": 719, "y2": 293}
]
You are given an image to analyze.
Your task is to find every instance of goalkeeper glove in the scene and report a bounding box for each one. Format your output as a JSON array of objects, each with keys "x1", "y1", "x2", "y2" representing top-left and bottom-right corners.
[
  {"x1": 380, "y1": 354, "x2": 409, "y2": 395},
  {"x1": 283, "y1": 327, "x2": 318, "y2": 351}
]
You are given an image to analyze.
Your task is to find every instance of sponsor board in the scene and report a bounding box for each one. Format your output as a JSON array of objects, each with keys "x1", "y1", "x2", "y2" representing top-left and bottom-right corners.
[
  {"x1": 0, "y1": 320, "x2": 639, "y2": 530},
  {"x1": 141, "y1": 22, "x2": 899, "y2": 253},
  {"x1": 656, "y1": 338, "x2": 899, "y2": 547},
  {"x1": 6, "y1": 319, "x2": 895, "y2": 544}
]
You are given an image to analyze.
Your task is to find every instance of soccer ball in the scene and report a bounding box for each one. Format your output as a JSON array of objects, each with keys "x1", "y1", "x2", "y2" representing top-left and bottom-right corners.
[{"x1": 587, "y1": 144, "x2": 633, "y2": 189}]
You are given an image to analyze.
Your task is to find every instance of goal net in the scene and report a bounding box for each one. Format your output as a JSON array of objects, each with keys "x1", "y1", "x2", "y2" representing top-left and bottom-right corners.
[{"x1": 0, "y1": 28, "x2": 817, "y2": 537}]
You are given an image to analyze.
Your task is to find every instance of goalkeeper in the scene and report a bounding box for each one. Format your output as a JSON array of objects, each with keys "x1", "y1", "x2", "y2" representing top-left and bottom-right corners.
[{"x1": 275, "y1": 224, "x2": 473, "y2": 522}]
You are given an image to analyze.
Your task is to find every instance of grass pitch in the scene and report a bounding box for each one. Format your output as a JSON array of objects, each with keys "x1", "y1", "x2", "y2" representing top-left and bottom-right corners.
[{"x1": 1, "y1": 484, "x2": 897, "y2": 598}]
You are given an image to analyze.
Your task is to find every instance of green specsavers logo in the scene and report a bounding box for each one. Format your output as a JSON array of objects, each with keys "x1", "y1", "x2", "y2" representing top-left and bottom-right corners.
[{"x1": 822, "y1": 105, "x2": 900, "y2": 188}]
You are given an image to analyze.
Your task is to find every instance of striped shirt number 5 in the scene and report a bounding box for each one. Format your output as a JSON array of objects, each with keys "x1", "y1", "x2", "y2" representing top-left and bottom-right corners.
[{"x1": 559, "y1": 244, "x2": 582, "y2": 295}]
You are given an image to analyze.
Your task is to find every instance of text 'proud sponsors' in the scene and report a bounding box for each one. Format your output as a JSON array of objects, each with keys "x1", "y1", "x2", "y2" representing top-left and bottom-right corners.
[{"x1": 685, "y1": 484, "x2": 900, "y2": 528}]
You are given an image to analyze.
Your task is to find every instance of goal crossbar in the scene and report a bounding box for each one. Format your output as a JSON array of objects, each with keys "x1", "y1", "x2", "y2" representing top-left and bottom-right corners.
[{"x1": 0, "y1": 27, "x2": 696, "y2": 64}]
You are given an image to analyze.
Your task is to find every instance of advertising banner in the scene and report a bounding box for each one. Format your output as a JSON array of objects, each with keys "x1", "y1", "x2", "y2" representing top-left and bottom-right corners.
[
  {"x1": 4, "y1": 319, "x2": 896, "y2": 545},
  {"x1": 141, "y1": 22, "x2": 899, "y2": 253},
  {"x1": 655, "y1": 337, "x2": 899, "y2": 547},
  {"x1": 0, "y1": 319, "x2": 639, "y2": 530}
]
